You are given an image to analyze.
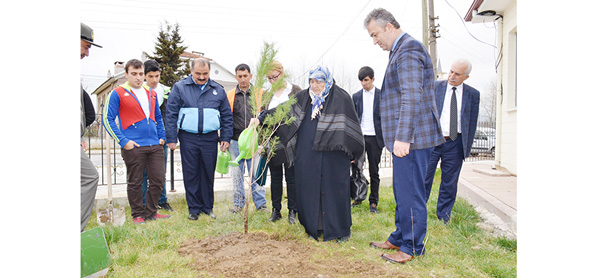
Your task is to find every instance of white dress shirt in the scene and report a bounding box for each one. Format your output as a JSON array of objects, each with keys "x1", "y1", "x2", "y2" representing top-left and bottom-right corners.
[
  {"x1": 360, "y1": 87, "x2": 376, "y2": 136},
  {"x1": 440, "y1": 83, "x2": 463, "y2": 136}
]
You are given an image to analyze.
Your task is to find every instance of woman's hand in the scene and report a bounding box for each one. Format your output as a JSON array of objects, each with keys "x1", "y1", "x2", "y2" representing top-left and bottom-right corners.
[{"x1": 249, "y1": 118, "x2": 260, "y2": 127}]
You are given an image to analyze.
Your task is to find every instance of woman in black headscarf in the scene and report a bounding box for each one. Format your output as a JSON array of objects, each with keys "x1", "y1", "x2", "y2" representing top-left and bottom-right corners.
[{"x1": 255, "y1": 65, "x2": 364, "y2": 242}]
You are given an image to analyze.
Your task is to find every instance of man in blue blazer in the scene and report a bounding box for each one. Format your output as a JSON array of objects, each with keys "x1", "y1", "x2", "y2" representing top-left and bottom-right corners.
[
  {"x1": 352, "y1": 66, "x2": 384, "y2": 213},
  {"x1": 424, "y1": 59, "x2": 480, "y2": 223},
  {"x1": 364, "y1": 8, "x2": 445, "y2": 264}
]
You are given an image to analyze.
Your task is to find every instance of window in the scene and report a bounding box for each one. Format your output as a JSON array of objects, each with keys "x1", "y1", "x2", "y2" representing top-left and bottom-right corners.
[{"x1": 508, "y1": 28, "x2": 517, "y2": 109}]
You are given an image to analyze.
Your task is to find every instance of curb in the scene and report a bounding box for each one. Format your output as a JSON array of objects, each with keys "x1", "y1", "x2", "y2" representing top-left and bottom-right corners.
[
  {"x1": 457, "y1": 177, "x2": 517, "y2": 234},
  {"x1": 94, "y1": 187, "x2": 238, "y2": 208}
]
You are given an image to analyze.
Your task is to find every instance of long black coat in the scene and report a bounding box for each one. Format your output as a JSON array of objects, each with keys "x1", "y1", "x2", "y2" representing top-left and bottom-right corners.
[{"x1": 293, "y1": 88, "x2": 354, "y2": 241}]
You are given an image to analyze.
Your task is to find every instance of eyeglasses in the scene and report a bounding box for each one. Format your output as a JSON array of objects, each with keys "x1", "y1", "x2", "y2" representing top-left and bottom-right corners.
[{"x1": 267, "y1": 72, "x2": 281, "y2": 81}]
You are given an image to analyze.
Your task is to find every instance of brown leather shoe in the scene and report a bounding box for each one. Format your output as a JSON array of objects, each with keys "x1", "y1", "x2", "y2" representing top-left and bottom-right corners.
[
  {"x1": 369, "y1": 240, "x2": 400, "y2": 250},
  {"x1": 381, "y1": 250, "x2": 414, "y2": 264}
]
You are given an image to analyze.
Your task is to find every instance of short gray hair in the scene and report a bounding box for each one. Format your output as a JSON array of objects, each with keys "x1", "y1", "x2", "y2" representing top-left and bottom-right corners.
[
  {"x1": 364, "y1": 8, "x2": 400, "y2": 29},
  {"x1": 191, "y1": 58, "x2": 211, "y2": 70},
  {"x1": 454, "y1": 58, "x2": 472, "y2": 75}
]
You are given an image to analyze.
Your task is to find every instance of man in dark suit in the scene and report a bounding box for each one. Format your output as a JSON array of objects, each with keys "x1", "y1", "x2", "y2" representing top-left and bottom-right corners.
[
  {"x1": 364, "y1": 8, "x2": 445, "y2": 264},
  {"x1": 352, "y1": 66, "x2": 384, "y2": 213},
  {"x1": 424, "y1": 59, "x2": 480, "y2": 223}
]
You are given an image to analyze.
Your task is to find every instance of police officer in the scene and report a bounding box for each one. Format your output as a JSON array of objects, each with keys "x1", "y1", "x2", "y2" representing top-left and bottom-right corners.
[{"x1": 165, "y1": 58, "x2": 233, "y2": 220}]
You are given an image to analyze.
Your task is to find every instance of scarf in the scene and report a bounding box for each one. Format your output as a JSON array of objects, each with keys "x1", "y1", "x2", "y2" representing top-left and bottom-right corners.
[
  {"x1": 308, "y1": 66, "x2": 333, "y2": 120},
  {"x1": 275, "y1": 81, "x2": 365, "y2": 166}
]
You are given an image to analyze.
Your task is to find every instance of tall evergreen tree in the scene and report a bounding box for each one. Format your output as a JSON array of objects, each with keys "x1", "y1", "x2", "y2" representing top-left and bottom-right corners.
[{"x1": 145, "y1": 21, "x2": 188, "y2": 87}]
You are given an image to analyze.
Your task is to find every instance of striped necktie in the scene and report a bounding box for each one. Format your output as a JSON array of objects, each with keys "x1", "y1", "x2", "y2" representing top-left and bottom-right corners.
[{"x1": 449, "y1": 87, "x2": 458, "y2": 141}]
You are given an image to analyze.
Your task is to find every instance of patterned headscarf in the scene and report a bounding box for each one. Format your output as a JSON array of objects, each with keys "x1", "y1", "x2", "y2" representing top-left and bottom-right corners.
[{"x1": 308, "y1": 66, "x2": 333, "y2": 120}]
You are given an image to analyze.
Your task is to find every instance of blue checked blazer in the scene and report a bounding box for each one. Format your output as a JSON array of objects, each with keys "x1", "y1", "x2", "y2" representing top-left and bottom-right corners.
[
  {"x1": 434, "y1": 80, "x2": 480, "y2": 158},
  {"x1": 380, "y1": 33, "x2": 445, "y2": 152}
]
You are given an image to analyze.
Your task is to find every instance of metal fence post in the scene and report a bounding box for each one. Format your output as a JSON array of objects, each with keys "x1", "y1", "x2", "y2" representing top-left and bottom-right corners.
[{"x1": 170, "y1": 148, "x2": 175, "y2": 192}]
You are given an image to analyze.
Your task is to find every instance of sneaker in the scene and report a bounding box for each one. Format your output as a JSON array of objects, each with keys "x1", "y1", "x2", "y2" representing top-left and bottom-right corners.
[
  {"x1": 370, "y1": 203, "x2": 379, "y2": 214},
  {"x1": 351, "y1": 201, "x2": 361, "y2": 208},
  {"x1": 336, "y1": 233, "x2": 351, "y2": 243},
  {"x1": 203, "y1": 211, "x2": 216, "y2": 219},
  {"x1": 159, "y1": 202, "x2": 174, "y2": 211},
  {"x1": 229, "y1": 206, "x2": 243, "y2": 213},
  {"x1": 133, "y1": 217, "x2": 145, "y2": 225},
  {"x1": 146, "y1": 213, "x2": 171, "y2": 221},
  {"x1": 257, "y1": 204, "x2": 268, "y2": 212}
]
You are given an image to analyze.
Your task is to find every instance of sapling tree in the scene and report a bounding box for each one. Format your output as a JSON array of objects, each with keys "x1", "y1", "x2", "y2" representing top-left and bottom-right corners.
[{"x1": 239, "y1": 42, "x2": 296, "y2": 233}]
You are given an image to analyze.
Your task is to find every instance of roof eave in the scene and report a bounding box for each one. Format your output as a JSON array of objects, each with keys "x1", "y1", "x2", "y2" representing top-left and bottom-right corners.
[{"x1": 465, "y1": 0, "x2": 485, "y2": 22}]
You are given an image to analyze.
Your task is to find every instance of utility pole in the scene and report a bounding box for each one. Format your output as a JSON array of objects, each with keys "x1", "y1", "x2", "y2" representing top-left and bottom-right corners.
[
  {"x1": 422, "y1": 0, "x2": 428, "y2": 48},
  {"x1": 428, "y1": 0, "x2": 440, "y2": 76}
]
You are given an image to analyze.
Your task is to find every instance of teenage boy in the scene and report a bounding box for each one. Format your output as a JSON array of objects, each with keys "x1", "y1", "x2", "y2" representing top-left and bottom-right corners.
[{"x1": 103, "y1": 59, "x2": 170, "y2": 224}]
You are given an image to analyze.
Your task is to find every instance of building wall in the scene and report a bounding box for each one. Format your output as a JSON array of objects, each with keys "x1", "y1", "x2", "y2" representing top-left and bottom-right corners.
[
  {"x1": 496, "y1": 1, "x2": 517, "y2": 174},
  {"x1": 210, "y1": 62, "x2": 237, "y2": 92}
]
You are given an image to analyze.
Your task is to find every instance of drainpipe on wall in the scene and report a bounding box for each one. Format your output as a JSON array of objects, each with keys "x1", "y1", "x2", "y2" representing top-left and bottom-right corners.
[{"x1": 494, "y1": 16, "x2": 504, "y2": 170}]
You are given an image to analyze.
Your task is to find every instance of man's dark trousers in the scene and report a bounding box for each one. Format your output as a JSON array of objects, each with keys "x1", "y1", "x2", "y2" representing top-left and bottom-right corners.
[
  {"x1": 142, "y1": 144, "x2": 168, "y2": 206},
  {"x1": 363, "y1": 135, "x2": 383, "y2": 205},
  {"x1": 179, "y1": 130, "x2": 218, "y2": 215},
  {"x1": 388, "y1": 147, "x2": 433, "y2": 257},
  {"x1": 424, "y1": 134, "x2": 464, "y2": 222},
  {"x1": 121, "y1": 145, "x2": 165, "y2": 219}
]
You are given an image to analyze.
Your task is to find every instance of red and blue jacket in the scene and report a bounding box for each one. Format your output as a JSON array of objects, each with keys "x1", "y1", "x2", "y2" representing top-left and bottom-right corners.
[{"x1": 102, "y1": 82, "x2": 166, "y2": 148}]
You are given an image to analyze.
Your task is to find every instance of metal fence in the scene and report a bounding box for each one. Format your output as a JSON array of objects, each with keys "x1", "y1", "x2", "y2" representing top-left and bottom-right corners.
[
  {"x1": 83, "y1": 114, "x2": 494, "y2": 185},
  {"x1": 466, "y1": 122, "x2": 496, "y2": 162},
  {"x1": 84, "y1": 114, "x2": 189, "y2": 187}
]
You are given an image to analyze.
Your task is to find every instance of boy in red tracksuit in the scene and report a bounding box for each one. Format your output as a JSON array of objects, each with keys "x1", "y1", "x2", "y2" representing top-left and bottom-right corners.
[{"x1": 102, "y1": 59, "x2": 170, "y2": 224}]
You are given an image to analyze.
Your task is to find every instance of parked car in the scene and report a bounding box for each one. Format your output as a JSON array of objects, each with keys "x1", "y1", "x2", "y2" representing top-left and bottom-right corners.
[{"x1": 470, "y1": 129, "x2": 495, "y2": 156}]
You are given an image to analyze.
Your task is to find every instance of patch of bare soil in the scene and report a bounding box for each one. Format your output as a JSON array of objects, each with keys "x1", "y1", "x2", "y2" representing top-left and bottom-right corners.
[{"x1": 178, "y1": 232, "x2": 408, "y2": 278}]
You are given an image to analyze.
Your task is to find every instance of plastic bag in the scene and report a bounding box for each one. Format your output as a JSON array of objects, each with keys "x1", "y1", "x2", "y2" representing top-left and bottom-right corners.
[{"x1": 350, "y1": 162, "x2": 368, "y2": 202}]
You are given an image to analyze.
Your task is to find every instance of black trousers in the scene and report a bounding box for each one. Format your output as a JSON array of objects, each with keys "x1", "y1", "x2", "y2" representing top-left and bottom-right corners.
[
  {"x1": 268, "y1": 161, "x2": 296, "y2": 212},
  {"x1": 363, "y1": 136, "x2": 383, "y2": 205}
]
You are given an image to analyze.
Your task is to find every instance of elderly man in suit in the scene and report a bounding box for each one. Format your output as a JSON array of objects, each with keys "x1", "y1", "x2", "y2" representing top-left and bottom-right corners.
[
  {"x1": 364, "y1": 8, "x2": 445, "y2": 264},
  {"x1": 352, "y1": 66, "x2": 384, "y2": 213},
  {"x1": 424, "y1": 59, "x2": 480, "y2": 223}
]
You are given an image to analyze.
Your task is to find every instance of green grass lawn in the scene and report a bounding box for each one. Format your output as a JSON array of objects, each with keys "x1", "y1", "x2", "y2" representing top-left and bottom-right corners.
[{"x1": 85, "y1": 169, "x2": 516, "y2": 277}]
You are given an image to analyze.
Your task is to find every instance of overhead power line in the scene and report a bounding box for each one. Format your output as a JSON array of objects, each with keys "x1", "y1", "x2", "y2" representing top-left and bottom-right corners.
[
  {"x1": 293, "y1": 0, "x2": 372, "y2": 83},
  {"x1": 443, "y1": 0, "x2": 497, "y2": 49}
]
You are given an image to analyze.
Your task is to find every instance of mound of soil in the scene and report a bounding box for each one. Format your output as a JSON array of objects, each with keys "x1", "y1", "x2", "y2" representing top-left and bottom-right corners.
[{"x1": 178, "y1": 232, "x2": 407, "y2": 277}]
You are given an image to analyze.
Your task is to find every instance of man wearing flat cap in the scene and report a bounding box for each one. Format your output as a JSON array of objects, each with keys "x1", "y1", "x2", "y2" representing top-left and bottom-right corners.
[{"x1": 80, "y1": 22, "x2": 101, "y2": 232}]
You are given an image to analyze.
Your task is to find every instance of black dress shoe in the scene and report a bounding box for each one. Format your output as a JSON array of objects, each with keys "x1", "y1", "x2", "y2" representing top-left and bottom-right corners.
[
  {"x1": 288, "y1": 210, "x2": 297, "y2": 224},
  {"x1": 269, "y1": 209, "x2": 282, "y2": 222},
  {"x1": 188, "y1": 213, "x2": 199, "y2": 221}
]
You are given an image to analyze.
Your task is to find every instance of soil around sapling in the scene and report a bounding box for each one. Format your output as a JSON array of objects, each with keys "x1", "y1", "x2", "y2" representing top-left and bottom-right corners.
[{"x1": 178, "y1": 231, "x2": 408, "y2": 277}]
